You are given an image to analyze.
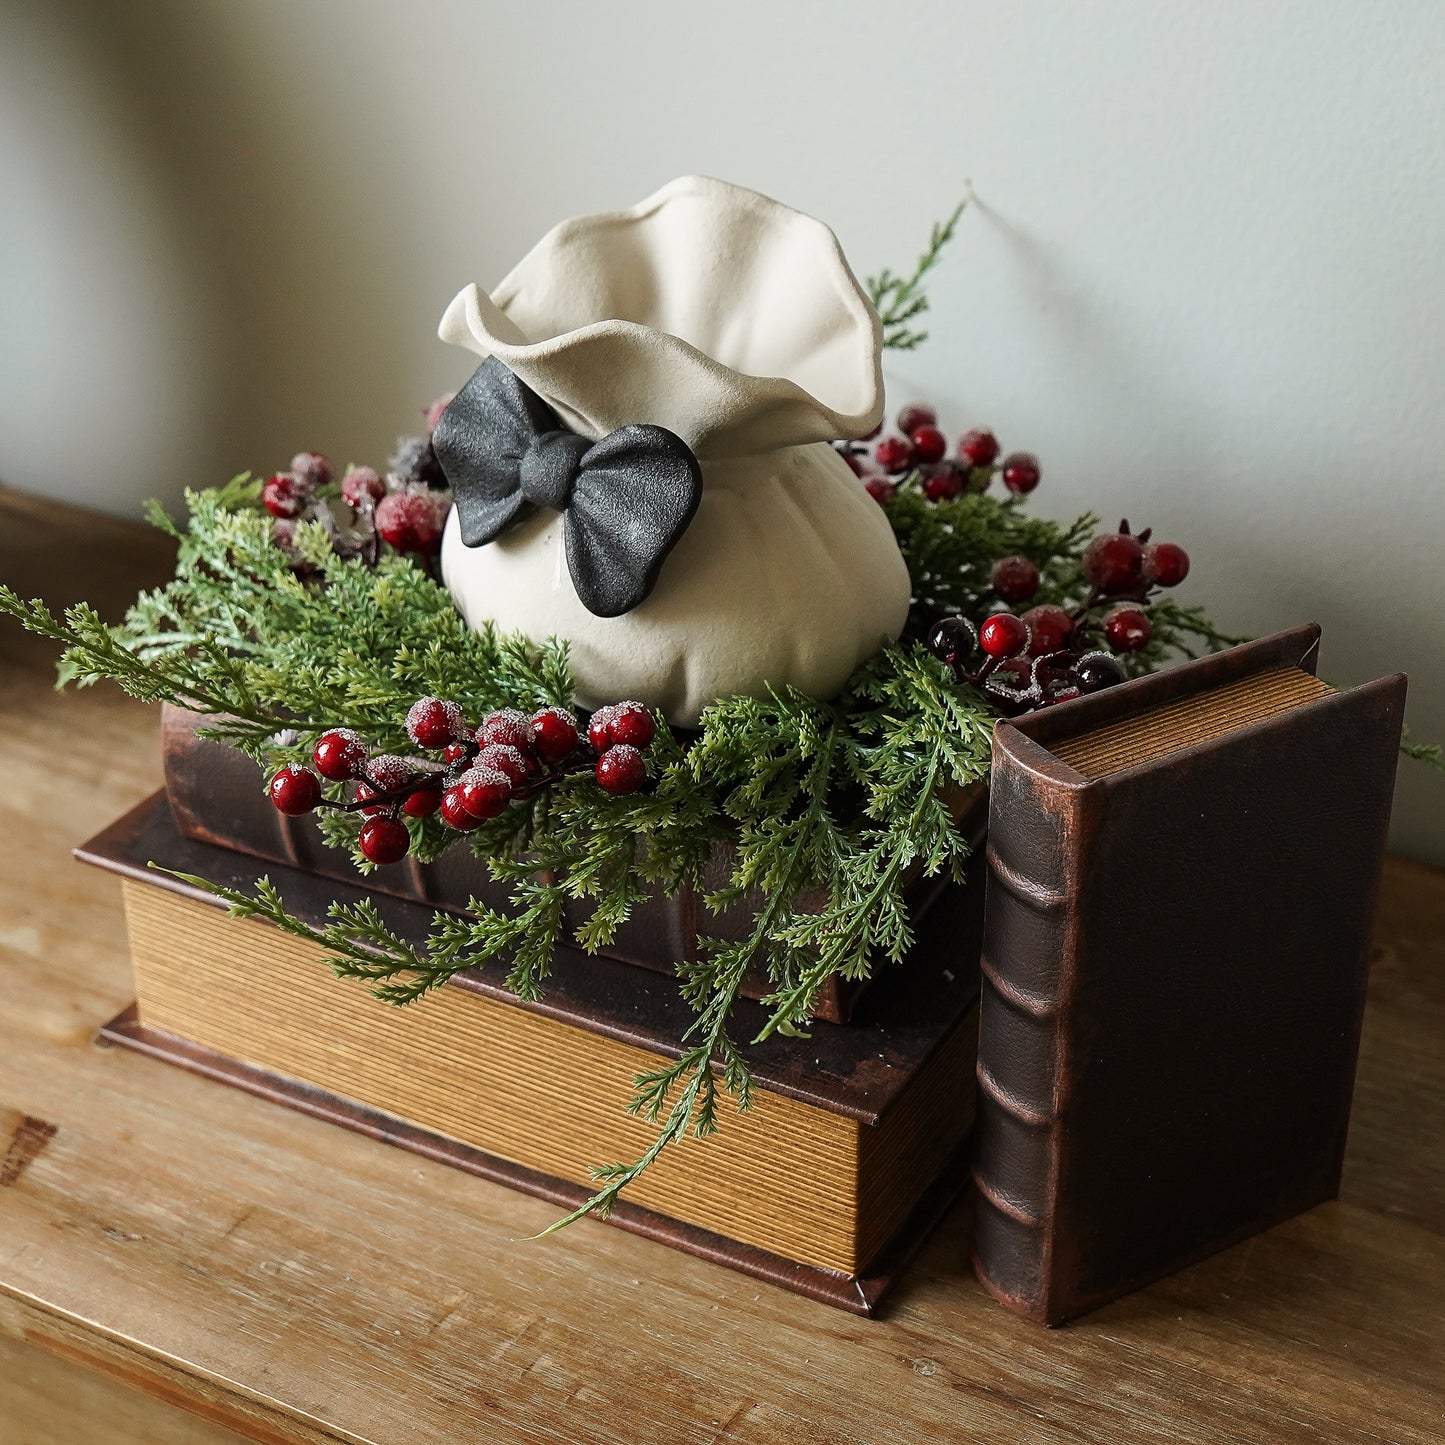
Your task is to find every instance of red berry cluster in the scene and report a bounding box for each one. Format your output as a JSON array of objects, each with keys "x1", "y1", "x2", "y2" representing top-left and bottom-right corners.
[
  {"x1": 836, "y1": 402, "x2": 1041, "y2": 507},
  {"x1": 264, "y1": 392, "x2": 457, "y2": 571},
  {"x1": 266, "y1": 695, "x2": 660, "y2": 865},
  {"x1": 926, "y1": 519, "x2": 1192, "y2": 714}
]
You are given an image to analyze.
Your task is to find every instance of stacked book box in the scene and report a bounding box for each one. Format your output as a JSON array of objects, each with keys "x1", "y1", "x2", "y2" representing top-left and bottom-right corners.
[{"x1": 83, "y1": 764, "x2": 990, "y2": 1315}]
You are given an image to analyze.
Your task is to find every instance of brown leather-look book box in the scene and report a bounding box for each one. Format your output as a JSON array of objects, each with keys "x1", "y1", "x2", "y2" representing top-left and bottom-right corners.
[
  {"x1": 160, "y1": 704, "x2": 986, "y2": 1024},
  {"x1": 972, "y1": 624, "x2": 1406, "y2": 1326}
]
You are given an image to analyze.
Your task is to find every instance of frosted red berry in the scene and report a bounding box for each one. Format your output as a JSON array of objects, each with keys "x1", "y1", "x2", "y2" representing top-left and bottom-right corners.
[
  {"x1": 874, "y1": 436, "x2": 915, "y2": 475},
  {"x1": 442, "y1": 741, "x2": 472, "y2": 764},
  {"x1": 1104, "y1": 605, "x2": 1153, "y2": 652},
  {"x1": 1000, "y1": 452, "x2": 1041, "y2": 495},
  {"x1": 357, "y1": 755, "x2": 412, "y2": 814},
  {"x1": 290, "y1": 451, "x2": 334, "y2": 489},
  {"x1": 476, "y1": 709, "x2": 531, "y2": 751},
  {"x1": 268, "y1": 764, "x2": 321, "y2": 816},
  {"x1": 958, "y1": 429, "x2": 1000, "y2": 468},
  {"x1": 909, "y1": 425, "x2": 947, "y2": 465},
  {"x1": 1022, "y1": 604, "x2": 1074, "y2": 656},
  {"x1": 865, "y1": 476, "x2": 897, "y2": 505},
  {"x1": 358, "y1": 815, "x2": 410, "y2": 865},
  {"x1": 990, "y1": 555, "x2": 1041, "y2": 603},
  {"x1": 608, "y1": 702, "x2": 655, "y2": 750},
  {"x1": 406, "y1": 696, "x2": 465, "y2": 749},
  {"x1": 456, "y1": 766, "x2": 512, "y2": 819},
  {"x1": 923, "y1": 465, "x2": 964, "y2": 503},
  {"x1": 341, "y1": 466, "x2": 385, "y2": 510},
  {"x1": 1082, "y1": 532, "x2": 1144, "y2": 593},
  {"x1": 896, "y1": 403, "x2": 937, "y2": 435},
  {"x1": 979, "y1": 612, "x2": 1030, "y2": 659},
  {"x1": 530, "y1": 706, "x2": 580, "y2": 763},
  {"x1": 262, "y1": 472, "x2": 305, "y2": 518},
  {"x1": 596, "y1": 744, "x2": 646, "y2": 795},
  {"x1": 313, "y1": 727, "x2": 368, "y2": 781},
  {"x1": 440, "y1": 788, "x2": 483, "y2": 830},
  {"x1": 403, "y1": 785, "x2": 443, "y2": 818},
  {"x1": 1142, "y1": 541, "x2": 1190, "y2": 588},
  {"x1": 423, "y1": 391, "x2": 456, "y2": 433},
  {"x1": 475, "y1": 743, "x2": 532, "y2": 787},
  {"x1": 376, "y1": 491, "x2": 449, "y2": 553}
]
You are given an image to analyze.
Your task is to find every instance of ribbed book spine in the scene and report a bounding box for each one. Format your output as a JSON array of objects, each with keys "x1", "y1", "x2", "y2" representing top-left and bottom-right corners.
[{"x1": 970, "y1": 740, "x2": 1089, "y2": 1323}]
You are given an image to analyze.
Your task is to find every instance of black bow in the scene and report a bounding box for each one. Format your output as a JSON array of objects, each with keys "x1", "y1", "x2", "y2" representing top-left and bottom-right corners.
[{"x1": 432, "y1": 357, "x2": 703, "y2": 618}]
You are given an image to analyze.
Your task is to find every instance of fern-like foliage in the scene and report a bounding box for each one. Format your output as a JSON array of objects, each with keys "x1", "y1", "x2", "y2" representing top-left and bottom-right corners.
[{"x1": 0, "y1": 469, "x2": 1240, "y2": 1231}]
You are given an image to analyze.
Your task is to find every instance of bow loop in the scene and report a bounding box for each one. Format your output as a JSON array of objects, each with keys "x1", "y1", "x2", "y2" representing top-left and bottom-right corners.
[{"x1": 433, "y1": 358, "x2": 703, "y2": 618}]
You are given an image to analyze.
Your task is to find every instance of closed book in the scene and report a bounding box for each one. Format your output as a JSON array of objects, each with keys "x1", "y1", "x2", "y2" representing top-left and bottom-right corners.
[
  {"x1": 972, "y1": 624, "x2": 1406, "y2": 1326},
  {"x1": 160, "y1": 704, "x2": 988, "y2": 1023},
  {"x1": 80, "y1": 792, "x2": 986, "y2": 1315}
]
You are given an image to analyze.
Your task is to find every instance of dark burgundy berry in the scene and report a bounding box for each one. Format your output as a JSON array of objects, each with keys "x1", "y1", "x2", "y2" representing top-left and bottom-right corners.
[
  {"x1": 923, "y1": 464, "x2": 964, "y2": 503},
  {"x1": 896, "y1": 402, "x2": 937, "y2": 435},
  {"x1": 442, "y1": 741, "x2": 472, "y2": 765},
  {"x1": 607, "y1": 702, "x2": 655, "y2": 750},
  {"x1": 268, "y1": 763, "x2": 321, "y2": 815},
  {"x1": 984, "y1": 657, "x2": 1035, "y2": 715},
  {"x1": 1082, "y1": 532, "x2": 1144, "y2": 593},
  {"x1": 376, "y1": 491, "x2": 449, "y2": 553},
  {"x1": 1103, "y1": 605, "x2": 1153, "y2": 652},
  {"x1": 865, "y1": 476, "x2": 897, "y2": 505},
  {"x1": 909, "y1": 425, "x2": 947, "y2": 465},
  {"x1": 440, "y1": 787, "x2": 483, "y2": 830},
  {"x1": 341, "y1": 466, "x2": 385, "y2": 510},
  {"x1": 1000, "y1": 452, "x2": 1041, "y2": 495},
  {"x1": 406, "y1": 696, "x2": 465, "y2": 749},
  {"x1": 313, "y1": 728, "x2": 368, "y2": 781},
  {"x1": 262, "y1": 472, "x2": 305, "y2": 519},
  {"x1": 475, "y1": 743, "x2": 533, "y2": 787},
  {"x1": 927, "y1": 616, "x2": 977, "y2": 668},
  {"x1": 1022, "y1": 604, "x2": 1074, "y2": 656},
  {"x1": 476, "y1": 708, "x2": 532, "y2": 751},
  {"x1": 840, "y1": 450, "x2": 872, "y2": 477},
  {"x1": 874, "y1": 436, "x2": 915, "y2": 475},
  {"x1": 290, "y1": 451, "x2": 334, "y2": 489},
  {"x1": 358, "y1": 815, "x2": 410, "y2": 865},
  {"x1": 1142, "y1": 541, "x2": 1190, "y2": 588},
  {"x1": 1075, "y1": 651, "x2": 1128, "y2": 693},
  {"x1": 530, "y1": 706, "x2": 580, "y2": 763},
  {"x1": 979, "y1": 612, "x2": 1030, "y2": 659},
  {"x1": 990, "y1": 555, "x2": 1041, "y2": 603},
  {"x1": 596, "y1": 744, "x2": 646, "y2": 795},
  {"x1": 958, "y1": 429, "x2": 1000, "y2": 468},
  {"x1": 457, "y1": 766, "x2": 512, "y2": 819},
  {"x1": 403, "y1": 785, "x2": 443, "y2": 818}
]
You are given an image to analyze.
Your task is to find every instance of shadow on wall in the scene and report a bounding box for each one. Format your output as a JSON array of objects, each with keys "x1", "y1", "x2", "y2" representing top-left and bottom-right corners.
[{"x1": 0, "y1": 0, "x2": 426, "y2": 518}]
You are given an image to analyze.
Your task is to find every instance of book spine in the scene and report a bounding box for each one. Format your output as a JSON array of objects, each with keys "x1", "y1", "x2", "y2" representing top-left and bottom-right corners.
[{"x1": 971, "y1": 734, "x2": 1090, "y2": 1324}]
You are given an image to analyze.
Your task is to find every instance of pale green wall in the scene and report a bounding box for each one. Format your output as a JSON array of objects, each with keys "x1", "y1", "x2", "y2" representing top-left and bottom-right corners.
[{"x1": 2, "y1": 0, "x2": 1442, "y2": 860}]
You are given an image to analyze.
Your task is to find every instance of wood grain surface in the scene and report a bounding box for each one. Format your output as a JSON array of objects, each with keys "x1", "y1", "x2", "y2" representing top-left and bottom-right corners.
[{"x1": 2, "y1": 488, "x2": 1443, "y2": 1444}]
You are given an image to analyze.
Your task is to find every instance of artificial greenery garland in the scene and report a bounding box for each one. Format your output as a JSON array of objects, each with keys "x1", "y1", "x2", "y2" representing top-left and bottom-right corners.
[{"x1": 0, "y1": 461, "x2": 1238, "y2": 1228}]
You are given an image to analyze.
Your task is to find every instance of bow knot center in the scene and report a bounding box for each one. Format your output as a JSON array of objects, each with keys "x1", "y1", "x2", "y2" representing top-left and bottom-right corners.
[{"x1": 519, "y1": 430, "x2": 591, "y2": 513}]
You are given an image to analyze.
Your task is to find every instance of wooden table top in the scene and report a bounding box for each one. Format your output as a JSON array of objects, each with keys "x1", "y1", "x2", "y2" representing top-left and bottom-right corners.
[{"x1": 2, "y1": 488, "x2": 1443, "y2": 1445}]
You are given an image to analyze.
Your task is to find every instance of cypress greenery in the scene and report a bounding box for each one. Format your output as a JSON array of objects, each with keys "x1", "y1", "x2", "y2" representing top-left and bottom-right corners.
[{"x1": 0, "y1": 467, "x2": 1237, "y2": 1228}]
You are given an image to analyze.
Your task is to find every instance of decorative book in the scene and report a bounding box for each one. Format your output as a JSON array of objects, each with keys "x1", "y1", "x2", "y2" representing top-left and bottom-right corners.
[
  {"x1": 160, "y1": 703, "x2": 988, "y2": 1024},
  {"x1": 971, "y1": 624, "x2": 1407, "y2": 1325},
  {"x1": 81, "y1": 792, "x2": 986, "y2": 1315}
]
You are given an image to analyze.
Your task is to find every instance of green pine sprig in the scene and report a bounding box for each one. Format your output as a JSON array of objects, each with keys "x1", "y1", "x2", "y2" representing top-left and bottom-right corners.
[{"x1": 867, "y1": 196, "x2": 967, "y2": 351}]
